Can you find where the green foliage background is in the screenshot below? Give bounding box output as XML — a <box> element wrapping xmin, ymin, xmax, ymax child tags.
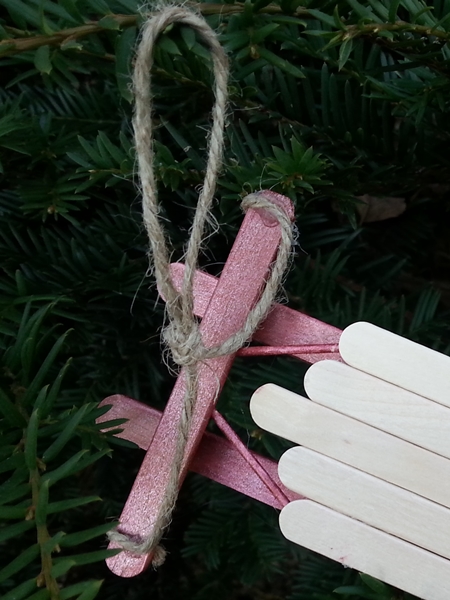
<box><xmin>0</xmin><ymin>0</ymin><xmax>449</xmax><ymax>598</ymax></box>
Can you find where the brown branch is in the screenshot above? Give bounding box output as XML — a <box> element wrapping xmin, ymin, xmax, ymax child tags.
<box><xmin>0</xmin><ymin>4</ymin><xmax>307</xmax><ymax>58</ymax></box>
<box><xmin>30</xmin><ymin>468</ymin><xmax>60</xmax><ymax>599</ymax></box>
<box><xmin>0</xmin><ymin>15</ymin><xmax>137</xmax><ymax>57</ymax></box>
<box><xmin>1</xmin><ymin>4</ymin><xmax>449</xmax><ymax>59</ymax></box>
<box><xmin>351</xmin><ymin>20</ymin><xmax>450</xmax><ymax>41</ymax></box>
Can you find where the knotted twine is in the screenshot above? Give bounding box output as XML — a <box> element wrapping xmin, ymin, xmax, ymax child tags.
<box><xmin>107</xmin><ymin>5</ymin><xmax>294</xmax><ymax>565</ymax></box>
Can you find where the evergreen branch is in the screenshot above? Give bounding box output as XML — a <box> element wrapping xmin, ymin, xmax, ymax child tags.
<box><xmin>0</xmin><ymin>4</ymin><xmax>305</xmax><ymax>58</ymax></box>
<box><xmin>1</xmin><ymin>3</ymin><xmax>448</xmax><ymax>66</ymax></box>
<box><xmin>30</xmin><ymin>468</ymin><xmax>60</xmax><ymax>600</ymax></box>
<box><xmin>0</xmin><ymin>14</ymin><xmax>137</xmax><ymax>57</ymax></box>
<box><xmin>345</xmin><ymin>21</ymin><xmax>450</xmax><ymax>42</ymax></box>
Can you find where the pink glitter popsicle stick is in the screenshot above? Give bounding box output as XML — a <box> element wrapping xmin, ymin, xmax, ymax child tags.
<box><xmin>167</xmin><ymin>263</ymin><xmax>342</xmax><ymax>363</ymax></box>
<box><xmin>212</xmin><ymin>409</ymin><xmax>292</xmax><ymax>508</ymax></box>
<box><xmin>106</xmin><ymin>193</ymin><xmax>294</xmax><ymax>577</ymax></box>
<box><xmin>237</xmin><ymin>344</ymin><xmax>339</xmax><ymax>357</ymax></box>
<box><xmin>98</xmin><ymin>395</ymin><xmax>300</xmax><ymax>509</ymax></box>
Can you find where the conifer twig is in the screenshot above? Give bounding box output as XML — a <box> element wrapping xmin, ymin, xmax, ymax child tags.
<box><xmin>7</xmin><ymin>4</ymin><xmax>449</xmax><ymax>59</ymax></box>
<box><xmin>30</xmin><ymin>469</ymin><xmax>60</xmax><ymax>600</ymax></box>
<box><xmin>2</xmin><ymin>4</ymin><xmax>278</xmax><ymax>57</ymax></box>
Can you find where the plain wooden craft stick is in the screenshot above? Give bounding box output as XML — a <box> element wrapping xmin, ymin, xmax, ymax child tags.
<box><xmin>339</xmin><ymin>322</ymin><xmax>450</xmax><ymax>407</ymax></box>
<box><xmin>249</xmin><ymin>384</ymin><xmax>450</xmax><ymax>509</ymax></box>
<box><xmin>279</xmin><ymin>447</ymin><xmax>450</xmax><ymax>560</ymax></box>
<box><xmin>304</xmin><ymin>360</ymin><xmax>450</xmax><ymax>460</ymax></box>
<box><xmin>280</xmin><ymin>500</ymin><xmax>450</xmax><ymax>600</ymax></box>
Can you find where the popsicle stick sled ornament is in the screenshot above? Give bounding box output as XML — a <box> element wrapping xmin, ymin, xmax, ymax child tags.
<box><xmin>250</xmin><ymin>322</ymin><xmax>450</xmax><ymax>600</ymax></box>
<box><xmin>97</xmin><ymin>4</ymin><xmax>450</xmax><ymax>595</ymax></box>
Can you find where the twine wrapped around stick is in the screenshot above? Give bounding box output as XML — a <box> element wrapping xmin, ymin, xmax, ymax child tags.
<box><xmin>107</xmin><ymin>5</ymin><xmax>294</xmax><ymax>565</ymax></box>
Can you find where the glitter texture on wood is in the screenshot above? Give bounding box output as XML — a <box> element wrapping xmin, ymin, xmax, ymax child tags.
<box><xmin>105</xmin><ymin>192</ymin><xmax>295</xmax><ymax>576</ymax></box>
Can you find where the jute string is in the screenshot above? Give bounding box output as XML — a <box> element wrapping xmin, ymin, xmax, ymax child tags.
<box><xmin>107</xmin><ymin>5</ymin><xmax>293</xmax><ymax>565</ymax></box>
